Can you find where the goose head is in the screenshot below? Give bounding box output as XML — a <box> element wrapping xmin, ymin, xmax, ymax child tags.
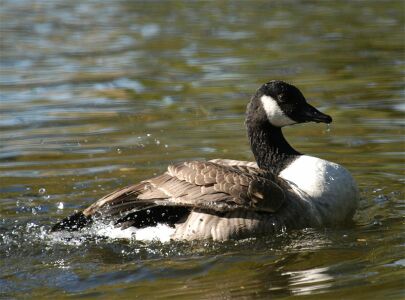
<box><xmin>247</xmin><ymin>80</ymin><xmax>332</xmax><ymax>128</ymax></box>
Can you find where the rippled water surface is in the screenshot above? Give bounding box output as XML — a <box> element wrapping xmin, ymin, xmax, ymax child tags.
<box><xmin>1</xmin><ymin>1</ymin><xmax>404</xmax><ymax>298</ymax></box>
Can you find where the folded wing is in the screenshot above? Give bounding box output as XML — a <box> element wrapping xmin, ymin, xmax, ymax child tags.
<box><xmin>52</xmin><ymin>160</ymin><xmax>285</xmax><ymax>231</ymax></box>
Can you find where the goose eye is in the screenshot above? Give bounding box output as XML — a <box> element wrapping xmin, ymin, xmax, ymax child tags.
<box><xmin>277</xmin><ymin>93</ymin><xmax>285</xmax><ymax>102</ymax></box>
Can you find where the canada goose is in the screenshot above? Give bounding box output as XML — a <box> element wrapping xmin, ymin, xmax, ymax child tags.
<box><xmin>52</xmin><ymin>80</ymin><xmax>359</xmax><ymax>241</ymax></box>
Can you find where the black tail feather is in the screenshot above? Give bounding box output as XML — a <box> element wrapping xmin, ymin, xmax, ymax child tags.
<box><xmin>52</xmin><ymin>206</ymin><xmax>190</xmax><ymax>232</ymax></box>
<box><xmin>115</xmin><ymin>206</ymin><xmax>190</xmax><ymax>229</ymax></box>
<box><xmin>51</xmin><ymin>211</ymin><xmax>92</xmax><ymax>232</ymax></box>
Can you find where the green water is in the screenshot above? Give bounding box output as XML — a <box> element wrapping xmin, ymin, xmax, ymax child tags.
<box><xmin>1</xmin><ymin>1</ymin><xmax>404</xmax><ymax>298</ymax></box>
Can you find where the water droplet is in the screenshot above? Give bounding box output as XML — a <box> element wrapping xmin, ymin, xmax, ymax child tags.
<box><xmin>372</xmin><ymin>220</ymin><xmax>383</xmax><ymax>226</ymax></box>
<box><xmin>164</xmin><ymin>144</ymin><xmax>168</xmax><ymax>148</ymax></box>
<box><xmin>57</xmin><ymin>202</ymin><xmax>64</xmax><ymax>209</ymax></box>
<box><xmin>38</xmin><ymin>188</ymin><xmax>46</xmax><ymax>195</ymax></box>
<box><xmin>146</xmin><ymin>133</ymin><xmax>151</xmax><ymax>137</ymax></box>
<box><xmin>326</xmin><ymin>124</ymin><xmax>331</xmax><ymax>132</ymax></box>
<box><xmin>117</xmin><ymin>148</ymin><xmax>122</xmax><ymax>154</ymax></box>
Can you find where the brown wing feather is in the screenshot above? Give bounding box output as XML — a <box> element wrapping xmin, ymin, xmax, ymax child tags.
<box><xmin>84</xmin><ymin>161</ymin><xmax>284</xmax><ymax>216</ymax></box>
<box><xmin>54</xmin><ymin>160</ymin><xmax>286</xmax><ymax>231</ymax></box>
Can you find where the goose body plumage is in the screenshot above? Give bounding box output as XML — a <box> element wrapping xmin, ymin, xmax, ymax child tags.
<box><xmin>52</xmin><ymin>80</ymin><xmax>359</xmax><ymax>241</ymax></box>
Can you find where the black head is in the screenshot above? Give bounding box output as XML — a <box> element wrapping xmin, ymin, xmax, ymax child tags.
<box><xmin>249</xmin><ymin>80</ymin><xmax>332</xmax><ymax>127</ymax></box>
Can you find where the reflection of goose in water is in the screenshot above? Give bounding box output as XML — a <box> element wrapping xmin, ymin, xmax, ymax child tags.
<box><xmin>52</xmin><ymin>80</ymin><xmax>359</xmax><ymax>241</ymax></box>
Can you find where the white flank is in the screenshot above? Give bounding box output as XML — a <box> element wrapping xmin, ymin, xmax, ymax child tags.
<box><xmin>279</xmin><ymin>155</ymin><xmax>359</xmax><ymax>225</ymax></box>
<box><xmin>260</xmin><ymin>95</ymin><xmax>296</xmax><ymax>127</ymax></box>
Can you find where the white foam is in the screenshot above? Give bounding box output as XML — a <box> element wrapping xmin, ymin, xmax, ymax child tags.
<box><xmin>95</xmin><ymin>224</ymin><xmax>137</xmax><ymax>239</ymax></box>
<box><xmin>95</xmin><ymin>223</ymin><xmax>175</xmax><ymax>242</ymax></box>
<box><xmin>134</xmin><ymin>224</ymin><xmax>175</xmax><ymax>242</ymax></box>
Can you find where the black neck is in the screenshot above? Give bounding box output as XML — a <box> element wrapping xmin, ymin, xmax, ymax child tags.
<box><xmin>247</xmin><ymin>122</ymin><xmax>301</xmax><ymax>174</ymax></box>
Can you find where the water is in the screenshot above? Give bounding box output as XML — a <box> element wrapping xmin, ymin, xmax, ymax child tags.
<box><xmin>1</xmin><ymin>0</ymin><xmax>404</xmax><ymax>298</ymax></box>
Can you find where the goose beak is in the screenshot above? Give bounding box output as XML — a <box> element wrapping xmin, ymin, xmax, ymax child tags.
<box><xmin>299</xmin><ymin>103</ymin><xmax>332</xmax><ymax>124</ymax></box>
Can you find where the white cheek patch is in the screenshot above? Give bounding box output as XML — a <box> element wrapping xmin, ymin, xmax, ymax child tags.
<box><xmin>260</xmin><ymin>95</ymin><xmax>296</xmax><ymax>127</ymax></box>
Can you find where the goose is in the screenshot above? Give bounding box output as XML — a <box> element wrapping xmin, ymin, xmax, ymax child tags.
<box><xmin>52</xmin><ymin>80</ymin><xmax>359</xmax><ymax>241</ymax></box>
